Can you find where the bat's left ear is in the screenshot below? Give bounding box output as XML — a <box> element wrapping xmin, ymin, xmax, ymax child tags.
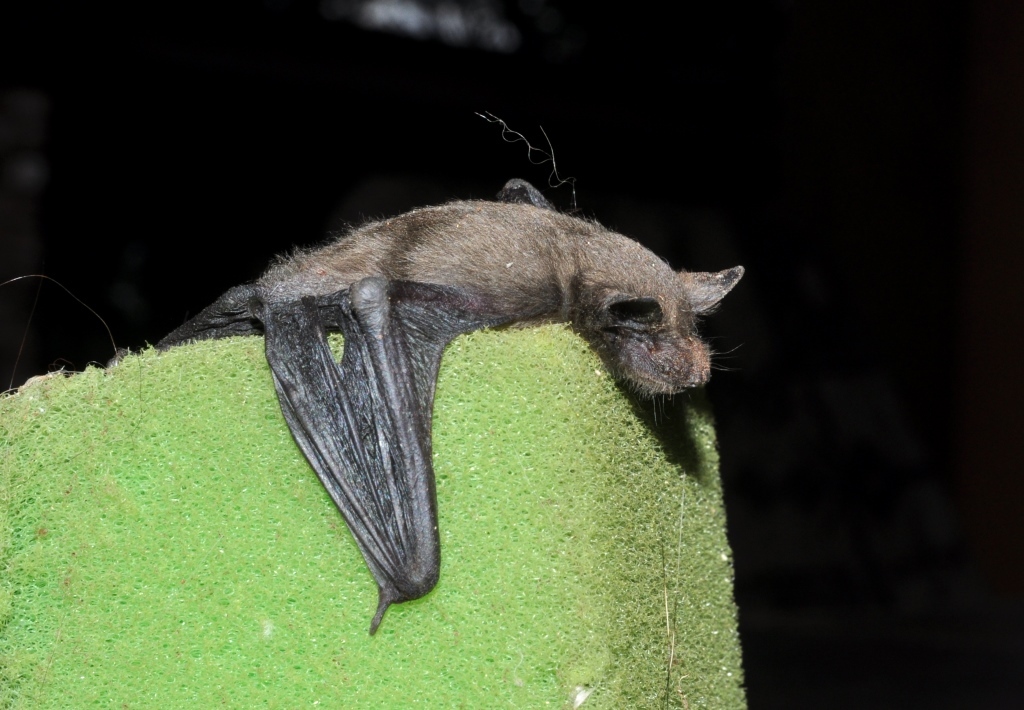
<box><xmin>496</xmin><ymin>179</ymin><xmax>556</xmax><ymax>211</ymax></box>
<box><xmin>680</xmin><ymin>266</ymin><xmax>745</xmax><ymax>314</ymax></box>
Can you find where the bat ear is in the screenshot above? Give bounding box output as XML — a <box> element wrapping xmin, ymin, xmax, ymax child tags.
<box><xmin>496</xmin><ymin>179</ymin><xmax>555</xmax><ymax>211</ymax></box>
<box><xmin>680</xmin><ymin>266</ymin><xmax>745</xmax><ymax>314</ymax></box>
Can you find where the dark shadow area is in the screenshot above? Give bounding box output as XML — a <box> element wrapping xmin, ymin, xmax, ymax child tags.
<box><xmin>621</xmin><ymin>384</ymin><xmax>716</xmax><ymax>488</ymax></box>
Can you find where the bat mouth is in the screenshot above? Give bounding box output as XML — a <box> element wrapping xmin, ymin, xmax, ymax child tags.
<box><xmin>599</xmin><ymin>329</ymin><xmax>711</xmax><ymax>396</ymax></box>
<box><xmin>620</xmin><ymin>366</ymin><xmax>708</xmax><ymax>397</ymax></box>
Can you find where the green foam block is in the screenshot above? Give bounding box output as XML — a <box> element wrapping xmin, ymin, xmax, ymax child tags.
<box><xmin>0</xmin><ymin>325</ymin><xmax>745</xmax><ymax>708</ymax></box>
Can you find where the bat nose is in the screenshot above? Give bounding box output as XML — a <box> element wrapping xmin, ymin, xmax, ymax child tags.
<box><xmin>686</xmin><ymin>366</ymin><xmax>711</xmax><ymax>387</ymax></box>
<box><xmin>676</xmin><ymin>339</ymin><xmax>711</xmax><ymax>388</ymax></box>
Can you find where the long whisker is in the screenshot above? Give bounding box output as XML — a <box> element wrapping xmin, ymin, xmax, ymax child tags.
<box><xmin>7</xmin><ymin>275</ymin><xmax>44</xmax><ymax>391</ymax></box>
<box><xmin>2</xmin><ymin>274</ymin><xmax>118</xmax><ymax>390</ymax></box>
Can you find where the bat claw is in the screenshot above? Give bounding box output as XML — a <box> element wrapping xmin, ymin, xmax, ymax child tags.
<box><xmin>369</xmin><ymin>586</ymin><xmax>399</xmax><ymax>635</ymax></box>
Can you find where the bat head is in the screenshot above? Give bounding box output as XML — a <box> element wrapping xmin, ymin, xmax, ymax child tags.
<box><xmin>578</xmin><ymin>265</ymin><xmax>744</xmax><ymax>396</ymax></box>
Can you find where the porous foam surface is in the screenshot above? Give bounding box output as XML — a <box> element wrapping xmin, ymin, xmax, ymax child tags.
<box><xmin>0</xmin><ymin>325</ymin><xmax>745</xmax><ymax>708</ymax></box>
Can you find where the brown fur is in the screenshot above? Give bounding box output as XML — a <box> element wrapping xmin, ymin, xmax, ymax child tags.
<box><xmin>258</xmin><ymin>200</ymin><xmax>743</xmax><ymax>395</ymax></box>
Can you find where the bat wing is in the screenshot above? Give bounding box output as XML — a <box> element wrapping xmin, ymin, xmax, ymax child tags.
<box><xmin>254</xmin><ymin>277</ymin><xmax>511</xmax><ymax>634</ymax></box>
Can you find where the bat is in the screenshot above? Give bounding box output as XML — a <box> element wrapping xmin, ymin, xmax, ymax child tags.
<box><xmin>157</xmin><ymin>179</ymin><xmax>744</xmax><ymax>634</ymax></box>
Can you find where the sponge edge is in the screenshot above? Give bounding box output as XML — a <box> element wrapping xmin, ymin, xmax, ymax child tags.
<box><xmin>0</xmin><ymin>325</ymin><xmax>745</xmax><ymax>709</ymax></box>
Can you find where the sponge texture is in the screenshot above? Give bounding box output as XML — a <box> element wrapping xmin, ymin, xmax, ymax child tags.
<box><xmin>0</xmin><ymin>325</ymin><xmax>744</xmax><ymax>708</ymax></box>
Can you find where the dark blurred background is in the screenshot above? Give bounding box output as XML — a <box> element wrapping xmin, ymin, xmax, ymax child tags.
<box><xmin>3</xmin><ymin>1</ymin><xmax>1023</xmax><ymax>707</ymax></box>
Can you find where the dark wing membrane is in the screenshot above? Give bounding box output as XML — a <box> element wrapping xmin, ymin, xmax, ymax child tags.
<box><xmin>257</xmin><ymin>277</ymin><xmax>510</xmax><ymax>633</ymax></box>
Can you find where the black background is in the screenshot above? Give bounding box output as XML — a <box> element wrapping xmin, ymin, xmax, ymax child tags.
<box><xmin>3</xmin><ymin>2</ymin><xmax>1023</xmax><ymax>707</ymax></box>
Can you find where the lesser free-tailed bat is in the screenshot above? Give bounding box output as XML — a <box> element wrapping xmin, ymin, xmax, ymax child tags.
<box><xmin>158</xmin><ymin>179</ymin><xmax>743</xmax><ymax>633</ymax></box>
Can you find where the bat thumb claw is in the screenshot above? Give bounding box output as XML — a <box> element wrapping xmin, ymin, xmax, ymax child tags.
<box><xmin>369</xmin><ymin>587</ymin><xmax>397</xmax><ymax>635</ymax></box>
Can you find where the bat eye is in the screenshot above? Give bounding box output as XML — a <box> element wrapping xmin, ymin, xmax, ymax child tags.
<box><xmin>608</xmin><ymin>297</ymin><xmax>663</xmax><ymax>326</ymax></box>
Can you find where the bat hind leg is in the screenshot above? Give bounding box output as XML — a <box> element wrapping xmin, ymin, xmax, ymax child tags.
<box><xmin>157</xmin><ymin>284</ymin><xmax>263</xmax><ymax>348</ymax></box>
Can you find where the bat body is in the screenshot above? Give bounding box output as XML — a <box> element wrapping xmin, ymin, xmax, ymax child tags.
<box><xmin>158</xmin><ymin>180</ymin><xmax>743</xmax><ymax>633</ymax></box>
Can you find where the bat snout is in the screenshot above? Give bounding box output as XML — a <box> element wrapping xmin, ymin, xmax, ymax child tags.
<box><xmin>661</xmin><ymin>338</ymin><xmax>712</xmax><ymax>391</ymax></box>
<box><xmin>604</xmin><ymin>331</ymin><xmax>713</xmax><ymax>395</ymax></box>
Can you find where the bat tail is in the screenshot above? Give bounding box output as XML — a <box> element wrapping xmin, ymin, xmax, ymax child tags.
<box><xmin>369</xmin><ymin>586</ymin><xmax>399</xmax><ymax>636</ymax></box>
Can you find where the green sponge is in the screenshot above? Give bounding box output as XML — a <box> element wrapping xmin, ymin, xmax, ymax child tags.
<box><xmin>0</xmin><ymin>325</ymin><xmax>745</xmax><ymax>708</ymax></box>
